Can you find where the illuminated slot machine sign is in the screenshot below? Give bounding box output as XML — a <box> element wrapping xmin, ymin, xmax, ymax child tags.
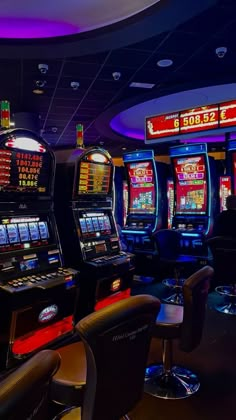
<box><xmin>167</xmin><ymin>179</ymin><xmax>174</xmax><ymax>229</ymax></box>
<box><xmin>78</xmin><ymin>157</ymin><xmax>111</xmax><ymax>195</ymax></box>
<box><xmin>173</xmin><ymin>156</ymin><xmax>207</xmax><ymax>215</ymax></box>
<box><xmin>145</xmin><ymin>99</ymin><xmax>236</xmax><ymax>142</ymax></box>
<box><xmin>127</xmin><ymin>161</ymin><xmax>155</xmax><ymax>214</ymax></box>
<box><xmin>0</xmin><ymin>135</ymin><xmax>51</xmax><ymax>196</ymax></box>
<box><xmin>219</xmin><ymin>176</ymin><xmax>232</xmax><ymax>212</ymax></box>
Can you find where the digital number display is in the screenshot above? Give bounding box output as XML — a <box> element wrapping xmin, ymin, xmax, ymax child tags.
<box><xmin>179</xmin><ymin>105</ymin><xmax>219</xmax><ymax>133</ymax></box>
<box><xmin>0</xmin><ymin>140</ymin><xmax>51</xmax><ymax>195</ymax></box>
<box><xmin>173</xmin><ymin>155</ymin><xmax>207</xmax><ymax>215</ymax></box>
<box><xmin>78</xmin><ymin>161</ymin><xmax>111</xmax><ymax>194</ymax></box>
<box><xmin>127</xmin><ymin>161</ymin><xmax>155</xmax><ymax>214</ymax></box>
<box><xmin>146</xmin><ymin>99</ymin><xmax>236</xmax><ymax>141</ymax></box>
<box><xmin>219</xmin><ymin>176</ymin><xmax>231</xmax><ymax>212</ymax></box>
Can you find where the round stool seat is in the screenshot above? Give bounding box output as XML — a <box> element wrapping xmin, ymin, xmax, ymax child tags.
<box><xmin>51</xmin><ymin>342</ymin><xmax>86</xmax><ymax>407</ymax></box>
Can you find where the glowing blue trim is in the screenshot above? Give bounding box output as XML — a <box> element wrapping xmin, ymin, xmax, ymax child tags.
<box><xmin>122</xmin><ymin>229</ymin><xmax>149</xmax><ymax>235</ymax></box>
<box><xmin>123</xmin><ymin>150</ymin><xmax>154</xmax><ymax>162</ymax></box>
<box><xmin>181</xmin><ymin>232</ymin><xmax>201</xmax><ymax>237</ymax></box>
<box><xmin>227</xmin><ymin>140</ymin><xmax>236</xmax><ymax>151</ymax></box>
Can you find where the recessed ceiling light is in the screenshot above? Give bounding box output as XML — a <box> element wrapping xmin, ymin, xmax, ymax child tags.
<box><xmin>129</xmin><ymin>82</ymin><xmax>155</xmax><ymax>89</ymax></box>
<box><xmin>157</xmin><ymin>59</ymin><xmax>173</xmax><ymax>67</ymax></box>
<box><xmin>122</xmin><ymin>147</ymin><xmax>127</xmax><ymax>150</ymax></box>
<box><xmin>33</xmin><ymin>89</ymin><xmax>44</xmax><ymax>95</ymax></box>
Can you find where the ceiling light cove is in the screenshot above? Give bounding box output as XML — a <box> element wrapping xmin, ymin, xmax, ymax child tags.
<box><xmin>0</xmin><ymin>0</ymin><xmax>160</xmax><ymax>39</ymax></box>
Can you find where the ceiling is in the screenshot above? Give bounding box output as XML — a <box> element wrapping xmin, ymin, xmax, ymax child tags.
<box><xmin>0</xmin><ymin>0</ymin><xmax>236</xmax><ymax>157</ymax></box>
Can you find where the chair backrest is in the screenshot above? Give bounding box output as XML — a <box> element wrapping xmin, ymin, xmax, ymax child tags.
<box><xmin>77</xmin><ymin>294</ymin><xmax>160</xmax><ymax>420</ymax></box>
<box><xmin>207</xmin><ymin>236</ymin><xmax>236</xmax><ymax>285</ymax></box>
<box><xmin>0</xmin><ymin>350</ymin><xmax>61</xmax><ymax>420</ymax></box>
<box><xmin>154</xmin><ymin>229</ymin><xmax>181</xmax><ymax>260</ymax></box>
<box><xmin>180</xmin><ymin>265</ymin><xmax>214</xmax><ymax>353</ymax></box>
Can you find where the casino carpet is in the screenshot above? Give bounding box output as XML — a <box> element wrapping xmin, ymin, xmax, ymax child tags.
<box><xmin>130</xmin><ymin>282</ymin><xmax>236</xmax><ymax>420</ymax></box>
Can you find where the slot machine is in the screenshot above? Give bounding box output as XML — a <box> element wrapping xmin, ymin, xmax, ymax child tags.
<box><xmin>227</xmin><ymin>139</ymin><xmax>236</xmax><ymax>194</ymax></box>
<box><xmin>122</xmin><ymin>150</ymin><xmax>168</xmax><ymax>254</ymax></box>
<box><xmin>170</xmin><ymin>143</ymin><xmax>217</xmax><ymax>257</ymax></box>
<box><xmin>54</xmin><ymin>146</ymin><xmax>134</xmax><ymax>318</ymax></box>
<box><xmin>0</xmin><ymin>129</ymin><xmax>79</xmax><ymax>370</ymax></box>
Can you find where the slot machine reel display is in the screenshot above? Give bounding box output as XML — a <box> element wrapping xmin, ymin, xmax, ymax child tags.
<box><xmin>54</xmin><ymin>146</ymin><xmax>134</xmax><ymax>318</ymax></box>
<box><xmin>122</xmin><ymin>150</ymin><xmax>168</xmax><ymax>254</ymax></box>
<box><xmin>0</xmin><ymin>129</ymin><xmax>79</xmax><ymax>370</ymax></box>
<box><xmin>170</xmin><ymin>144</ymin><xmax>217</xmax><ymax>258</ymax></box>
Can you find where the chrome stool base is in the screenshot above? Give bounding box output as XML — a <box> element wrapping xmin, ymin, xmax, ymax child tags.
<box><xmin>215</xmin><ymin>303</ymin><xmax>236</xmax><ymax>315</ymax></box>
<box><xmin>162</xmin><ymin>292</ymin><xmax>184</xmax><ymax>305</ymax></box>
<box><xmin>144</xmin><ymin>364</ymin><xmax>200</xmax><ymax>399</ymax></box>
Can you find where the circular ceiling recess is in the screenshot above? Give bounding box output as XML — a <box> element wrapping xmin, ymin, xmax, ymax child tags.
<box><xmin>0</xmin><ymin>0</ymin><xmax>160</xmax><ymax>38</ymax></box>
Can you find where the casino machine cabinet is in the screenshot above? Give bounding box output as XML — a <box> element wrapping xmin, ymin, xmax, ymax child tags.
<box><xmin>0</xmin><ymin>129</ymin><xmax>79</xmax><ymax>370</ymax></box>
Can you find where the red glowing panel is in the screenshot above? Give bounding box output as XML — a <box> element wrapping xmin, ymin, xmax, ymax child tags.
<box><xmin>12</xmin><ymin>316</ymin><xmax>73</xmax><ymax>355</ymax></box>
<box><xmin>179</xmin><ymin>105</ymin><xmax>219</xmax><ymax>133</ymax></box>
<box><xmin>146</xmin><ymin>112</ymin><xmax>179</xmax><ymax>139</ymax></box>
<box><xmin>173</xmin><ymin>155</ymin><xmax>207</xmax><ymax>214</ymax></box>
<box><xmin>233</xmin><ymin>152</ymin><xmax>236</xmax><ymax>194</ymax></box>
<box><xmin>219</xmin><ymin>100</ymin><xmax>236</xmax><ymax>128</ymax></box>
<box><xmin>127</xmin><ymin>161</ymin><xmax>155</xmax><ymax>214</ymax></box>
<box><xmin>219</xmin><ymin>176</ymin><xmax>232</xmax><ymax>212</ymax></box>
<box><xmin>95</xmin><ymin>288</ymin><xmax>131</xmax><ymax>311</ymax></box>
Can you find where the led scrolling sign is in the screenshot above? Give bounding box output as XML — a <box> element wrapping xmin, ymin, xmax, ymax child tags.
<box><xmin>146</xmin><ymin>99</ymin><xmax>236</xmax><ymax>141</ymax></box>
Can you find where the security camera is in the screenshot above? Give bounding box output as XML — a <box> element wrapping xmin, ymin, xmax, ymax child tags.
<box><xmin>35</xmin><ymin>80</ymin><xmax>46</xmax><ymax>88</ymax></box>
<box><xmin>215</xmin><ymin>47</ymin><xmax>227</xmax><ymax>58</ymax></box>
<box><xmin>71</xmin><ymin>81</ymin><xmax>80</xmax><ymax>90</ymax></box>
<box><xmin>38</xmin><ymin>63</ymin><xmax>49</xmax><ymax>74</ymax></box>
<box><xmin>112</xmin><ymin>71</ymin><xmax>121</xmax><ymax>81</ymax></box>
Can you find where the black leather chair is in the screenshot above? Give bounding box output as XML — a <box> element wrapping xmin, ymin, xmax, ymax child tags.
<box><xmin>0</xmin><ymin>349</ymin><xmax>61</xmax><ymax>420</ymax></box>
<box><xmin>154</xmin><ymin>229</ymin><xmax>198</xmax><ymax>304</ymax></box>
<box><xmin>51</xmin><ymin>295</ymin><xmax>161</xmax><ymax>420</ymax></box>
<box><xmin>207</xmin><ymin>236</ymin><xmax>236</xmax><ymax>315</ymax></box>
<box><xmin>144</xmin><ymin>265</ymin><xmax>213</xmax><ymax>399</ymax></box>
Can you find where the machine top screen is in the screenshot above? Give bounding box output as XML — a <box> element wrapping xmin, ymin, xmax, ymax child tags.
<box><xmin>0</xmin><ymin>136</ymin><xmax>52</xmax><ymax>196</ymax></box>
<box><xmin>78</xmin><ymin>161</ymin><xmax>111</xmax><ymax>195</ymax></box>
<box><xmin>127</xmin><ymin>161</ymin><xmax>156</xmax><ymax>214</ymax></box>
<box><xmin>173</xmin><ymin>155</ymin><xmax>208</xmax><ymax>215</ymax></box>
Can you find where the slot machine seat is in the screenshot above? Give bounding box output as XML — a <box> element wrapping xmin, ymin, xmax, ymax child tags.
<box><xmin>207</xmin><ymin>236</ymin><xmax>236</xmax><ymax>315</ymax></box>
<box><xmin>51</xmin><ymin>295</ymin><xmax>161</xmax><ymax>419</ymax></box>
<box><xmin>0</xmin><ymin>349</ymin><xmax>60</xmax><ymax>420</ymax></box>
<box><xmin>144</xmin><ymin>265</ymin><xmax>213</xmax><ymax>399</ymax></box>
<box><xmin>154</xmin><ymin>229</ymin><xmax>198</xmax><ymax>304</ymax></box>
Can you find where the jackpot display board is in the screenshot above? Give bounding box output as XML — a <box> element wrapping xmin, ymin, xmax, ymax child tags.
<box><xmin>78</xmin><ymin>161</ymin><xmax>111</xmax><ymax>194</ymax></box>
<box><xmin>173</xmin><ymin>155</ymin><xmax>207</xmax><ymax>215</ymax></box>
<box><xmin>127</xmin><ymin>161</ymin><xmax>155</xmax><ymax>214</ymax></box>
<box><xmin>219</xmin><ymin>176</ymin><xmax>231</xmax><ymax>212</ymax></box>
<box><xmin>0</xmin><ymin>137</ymin><xmax>51</xmax><ymax>195</ymax></box>
<box><xmin>146</xmin><ymin>99</ymin><xmax>236</xmax><ymax>141</ymax></box>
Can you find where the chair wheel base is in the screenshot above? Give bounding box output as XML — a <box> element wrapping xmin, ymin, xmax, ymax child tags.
<box><xmin>144</xmin><ymin>364</ymin><xmax>200</xmax><ymax>399</ymax></box>
<box><xmin>162</xmin><ymin>293</ymin><xmax>184</xmax><ymax>305</ymax></box>
<box><xmin>215</xmin><ymin>302</ymin><xmax>236</xmax><ymax>315</ymax></box>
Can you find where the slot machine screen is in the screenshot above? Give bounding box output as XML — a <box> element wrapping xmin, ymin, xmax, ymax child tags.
<box><xmin>0</xmin><ymin>216</ymin><xmax>52</xmax><ymax>253</ymax></box>
<box><xmin>219</xmin><ymin>176</ymin><xmax>231</xmax><ymax>212</ymax></box>
<box><xmin>232</xmin><ymin>152</ymin><xmax>236</xmax><ymax>193</ymax></box>
<box><xmin>78</xmin><ymin>212</ymin><xmax>112</xmax><ymax>239</ymax></box>
<box><xmin>78</xmin><ymin>161</ymin><xmax>111</xmax><ymax>194</ymax></box>
<box><xmin>127</xmin><ymin>161</ymin><xmax>156</xmax><ymax>214</ymax></box>
<box><xmin>0</xmin><ymin>136</ymin><xmax>52</xmax><ymax>196</ymax></box>
<box><xmin>173</xmin><ymin>155</ymin><xmax>208</xmax><ymax>214</ymax></box>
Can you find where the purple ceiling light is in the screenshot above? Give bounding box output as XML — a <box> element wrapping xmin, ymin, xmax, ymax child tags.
<box><xmin>0</xmin><ymin>18</ymin><xmax>79</xmax><ymax>38</ymax></box>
